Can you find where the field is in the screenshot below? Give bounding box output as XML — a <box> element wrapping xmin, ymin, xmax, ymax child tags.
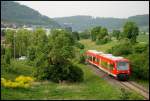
<box><xmin>1</xmin><ymin>60</ymin><xmax>144</xmax><ymax>100</ymax></box>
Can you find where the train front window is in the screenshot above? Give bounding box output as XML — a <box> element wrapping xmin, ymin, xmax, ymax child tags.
<box><xmin>117</xmin><ymin>62</ymin><xmax>129</xmax><ymax>70</ymax></box>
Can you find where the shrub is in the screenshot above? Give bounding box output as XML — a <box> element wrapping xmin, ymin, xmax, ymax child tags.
<box><xmin>128</xmin><ymin>52</ymin><xmax>149</xmax><ymax>80</ymax></box>
<box><xmin>132</xmin><ymin>43</ymin><xmax>148</xmax><ymax>53</ymax></box>
<box><xmin>1</xmin><ymin>76</ymin><xmax>34</xmax><ymax>88</ymax></box>
<box><xmin>68</xmin><ymin>64</ymin><xmax>84</xmax><ymax>82</ymax></box>
<box><xmin>33</xmin><ymin>64</ymin><xmax>53</xmax><ymax>80</ymax></box>
<box><xmin>107</xmin><ymin>39</ymin><xmax>132</xmax><ymax>56</ymax></box>
<box><xmin>34</xmin><ymin>63</ymin><xmax>84</xmax><ymax>83</ymax></box>
<box><xmin>96</xmin><ymin>36</ymin><xmax>111</xmax><ymax>45</ymax></box>
<box><xmin>79</xmin><ymin>55</ymin><xmax>86</xmax><ymax>64</ymax></box>
<box><xmin>75</xmin><ymin>42</ymin><xmax>84</xmax><ymax>49</ymax></box>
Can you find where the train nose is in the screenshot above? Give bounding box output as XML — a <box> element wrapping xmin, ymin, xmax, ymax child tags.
<box><xmin>117</xmin><ymin>74</ymin><xmax>129</xmax><ymax>81</ymax></box>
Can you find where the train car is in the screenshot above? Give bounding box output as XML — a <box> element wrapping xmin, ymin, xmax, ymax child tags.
<box><xmin>85</xmin><ymin>50</ymin><xmax>131</xmax><ymax>80</ymax></box>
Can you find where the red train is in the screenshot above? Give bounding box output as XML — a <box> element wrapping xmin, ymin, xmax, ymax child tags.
<box><xmin>85</xmin><ymin>50</ymin><xmax>131</xmax><ymax>80</ymax></box>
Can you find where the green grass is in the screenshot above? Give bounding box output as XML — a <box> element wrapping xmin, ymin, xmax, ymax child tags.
<box><xmin>79</xmin><ymin>39</ymin><xmax>119</xmax><ymax>53</ymax></box>
<box><xmin>1</xmin><ymin>59</ymin><xmax>35</xmax><ymax>80</ymax></box>
<box><xmin>1</xmin><ymin>60</ymin><xmax>144</xmax><ymax>100</ymax></box>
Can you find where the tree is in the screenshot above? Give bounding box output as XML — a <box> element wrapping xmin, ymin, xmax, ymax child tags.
<box><xmin>79</xmin><ymin>29</ymin><xmax>90</xmax><ymax>39</ymax></box>
<box><xmin>123</xmin><ymin>21</ymin><xmax>139</xmax><ymax>43</ymax></box>
<box><xmin>15</xmin><ymin>29</ymin><xmax>31</xmax><ymax>57</ymax></box>
<box><xmin>112</xmin><ymin>30</ymin><xmax>121</xmax><ymax>40</ymax></box>
<box><xmin>5</xmin><ymin>29</ymin><xmax>16</xmax><ymax>58</ymax></box>
<box><xmin>72</xmin><ymin>31</ymin><xmax>80</xmax><ymax>40</ymax></box>
<box><xmin>91</xmin><ymin>26</ymin><xmax>101</xmax><ymax>41</ymax></box>
<box><xmin>34</xmin><ymin>29</ymin><xmax>84</xmax><ymax>83</ymax></box>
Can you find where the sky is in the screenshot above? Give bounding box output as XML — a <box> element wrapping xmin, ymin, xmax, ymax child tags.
<box><xmin>15</xmin><ymin>1</ymin><xmax>149</xmax><ymax>18</ymax></box>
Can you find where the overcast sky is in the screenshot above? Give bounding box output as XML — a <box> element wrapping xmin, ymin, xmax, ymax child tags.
<box><xmin>15</xmin><ymin>1</ymin><xmax>149</xmax><ymax>18</ymax></box>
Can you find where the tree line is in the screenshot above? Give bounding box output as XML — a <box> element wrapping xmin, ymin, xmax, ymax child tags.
<box><xmin>1</xmin><ymin>28</ymin><xmax>84</xmax><ymax>83</ymax></box>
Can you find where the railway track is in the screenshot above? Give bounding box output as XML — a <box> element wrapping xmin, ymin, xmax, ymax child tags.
<box><xmin>87</xmin><ymin>64</ymin><xmax>149</xmax><ymax>100</ymax></box>
<box><xmin>119</xmin><ymin>81</ymin><xmax>149</xmax><ymax>100</ymax></box>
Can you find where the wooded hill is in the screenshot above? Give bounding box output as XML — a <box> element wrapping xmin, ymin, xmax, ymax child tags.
<box><xmin>1</xmin><ymin>1</ymin><xmax>60</xmax><ymax>28</ymax></box>
<box><xmin>54</xmin><ymin>14</ymin><xmax>149</xmax><ymax>32</ymax></box>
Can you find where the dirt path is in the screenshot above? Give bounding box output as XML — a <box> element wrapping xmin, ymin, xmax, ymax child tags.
<box><xmin>86</xmin><ymin>64</ymin><xmax>149</xmax><ymax>100</ymax></box>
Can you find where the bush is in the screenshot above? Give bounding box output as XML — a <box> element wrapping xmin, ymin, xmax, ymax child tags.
<box><xmin>132</xmin><ymin>43</ymin><xmax>148</xmax><ymax>53</ymax></box>
<box><xmin>34</xmin><ymin>62</ymin><xmax>84</xmax><ymax>83</ymax></box>
<box><xmin>68</xmin><ymin>64</ymin><xmax>84</xmax><ymax>82</ymax></box>
<box><xmin>107</xmin><ymin>39</ymin><xmax>132</xmax><ymax>56</ymax></box>
<box><xmin>75</xmin><ymin>42</ymin><xmax>84</xmax><ymax>49</ymax></box>
<box><xmin>128</xmin><ymin>51</ymin><xmax>149</xmax><ymax>80</ymax></box>
<box><xmin>1</xmin><ymin>76</ymin><xmax>34</xmax><ymax>88</ymax></box>
<box><xmin>79</xmin><ymin>55</ymin><xmax>86</xmax><ymax>64</ymax></box>
<box><xmin>96</xmin><ymin>36</ymin><xmax>111</xmax><ymax>45</ymax></box>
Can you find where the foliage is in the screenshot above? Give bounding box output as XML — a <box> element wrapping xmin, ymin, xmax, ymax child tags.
<box><xmin>120</xmin><ymin>88</ymin><xmax>130</xmax><ymax>100</ymax></box>
<box><xmin>91</xmin><ymin>26</ymin><xmax>110</xmax><ymax>44</ymax></box>
<box><xmin>79</xmin><ymin>30</ymin><xmax>91</xmax><ymax>39</ymax></box>
<box><xmin>68</xmin><ymin>64</ymin><xmax>84</xmax><ymax>82</ymax></box>
<box><xmin>54</xmin><ymin>14</ymin><xmax>149</xmax><ymax>32</ymax></box>
<box><xmin>91</xmin><ymin>26</ymin><xmax>101</xmax><ymax>41</ymax></box>
<box><xmin>33</xmin><ymin>29</ymin><xmax>84</xmax><ymax>83</ymax></box>
<box><xmin>75</xmin><ymin>42</ymin><xmax>85</xmax><ymax>49</ymax></box>
<box><xmin>123</xmin><ymin>21</ymin><xmax>139</xmax><ymax>43</ymax></box>
<box><xmin>1</xmin><ymin>63</ymin><xmax>144</xmax><ymax>100</ymax></box>
<box><xmin>15</xmin><ymin>29</ymin><xmax>31</xmax><ymax>57</ymax></box>
<box><xmin>72</xmin><ymin>31</ymin><xmax>80</xmax><ymax>40</ymax></box>
<box><xmin>112</xmin><ymin>30</ymin><xmax>121</xmax><ymax>40</ymax></box>
<box><xmin>127</xmin><ymin>45</ymin><xmax>149</xmax><ymax>80</ymax></box>
<box><xmin>78</xmin><ymin>55</ymin><xmax>86</xmax><ymax>64</ymax></box>
<box><xmin>132</xmin><ymin>43</ymin><xmax>148</xmax><ymax>53</ymax></box>
<box><xmin>1</xmin><ymin>76</ymin><xmax>34</xmax><ymax>88</ymax></box>
<box><xmin>107</xmin><ymin>39</ymin><xmax>132</xmax><ymax>56</ymax></box>
<box><xmin>96</xmin><ymin>35</ymin><xmax>111</xmax><ymax>45</ymax></box>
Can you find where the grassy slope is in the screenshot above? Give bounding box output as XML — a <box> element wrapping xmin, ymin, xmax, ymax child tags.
<box><xmin>80</xmin><ymin>39</ymin><xmax>117</xmax><ymax>53</ymax></box>
<box><xmin>1</xmin><ymin>60</ymin><xmax>144</xmax><ymax>100</ymax></box>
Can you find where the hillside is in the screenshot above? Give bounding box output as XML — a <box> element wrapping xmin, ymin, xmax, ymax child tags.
<box><xmin>54</xmin><ymin>14</ymin><xmax>149</xmax><ymax>32</ymax></box>
<box><xmin>1</xmin><ymin>1</ymin><xmax>60</xmax><ymax>28</ymax></box>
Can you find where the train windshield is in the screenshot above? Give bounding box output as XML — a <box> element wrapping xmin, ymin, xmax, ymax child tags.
<box><xmin>117</xmin><ymin>62</ymin><xmax>129</xmax><ymax>70</ymax></box>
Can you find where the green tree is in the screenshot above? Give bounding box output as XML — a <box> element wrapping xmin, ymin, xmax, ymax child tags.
<box><xmin>15</xmin><ymin>29</ymin><xmax>31</xmax><ymax>57</ymax></box>
<box><xmin>91</xmin><ymin>26</ymin><xmax>101</xmax><ymax>41</ymax></box>
<box><xmin>72</xmin><ymin>31</ymin><xmax>80</xmax><ymax>40</ymax></box>
<box><xmin>112</xmin><ymin>30</ymin><xmax>121</xmax><ymax>40</ymax></box>
<box><xmin>34</xmin><ymin>29</ymin><xmax>83</xmax><ymax>83</ymax></box>
<box><xmin>123</xmin><ymin>21</ymin><xmax>139</xmax><ymax>43</ymax></box>
<box><xmin>79</xmin><ymin>29</ymin><xmax>90</xmax><ymax>39</ymax></box>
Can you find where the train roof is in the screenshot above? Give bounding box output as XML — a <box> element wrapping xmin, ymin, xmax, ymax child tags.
<box><xmin>87</xmin><ymin>50</ymin><xmax>128</xmax><ymax>61</ymax></box>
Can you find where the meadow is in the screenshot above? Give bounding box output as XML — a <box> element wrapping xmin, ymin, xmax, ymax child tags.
<box><xmin>1</xmin><ymin>59</ymin><xmax>144</xmax><ymax>100</ymax></box>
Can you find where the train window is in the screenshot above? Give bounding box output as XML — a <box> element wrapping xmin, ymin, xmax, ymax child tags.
<box><xmin>117</xmin><ymin>62</ymin><xmax>129</xmax><ymax>70</ymax></box>
<box><xmin>93</xmin><ymin>57</ymin><xmax>96</xmax><ymax>62</ymax></box>
<box><xmin>101</xmin><ymin>61</ymin><xmax>108</xmax><ymax>68</ymax></box>
<box><xmin>96</xmin><ymin>58</ymin><xmax>99</xmax><ymax>63</ymax></box>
